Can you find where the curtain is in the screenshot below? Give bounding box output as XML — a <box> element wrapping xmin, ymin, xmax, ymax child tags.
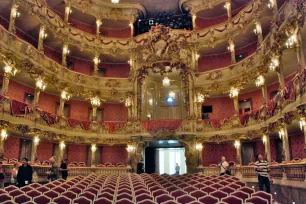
<box><xmin>19</xmin><ymin>140</ymin><xmax>32</xmax><ymax>161</ymax></box>
<box><xmin>241</xmin><ymin>143</ymin><xmax>255</xmax><ymax>165</ymax></box>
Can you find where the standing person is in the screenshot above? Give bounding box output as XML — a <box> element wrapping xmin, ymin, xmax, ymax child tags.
<box><xmin>59</xmin><ymin>159</ymin><xmax>69</xmax><ymax>180</ymax></box>
<box><xmin>0</xmin><ymin>162</ymin><xmax>5</xmax><ymax>189</ymax></box>
<box><xmin>17</xmin><ymin>158</ymin><xmax>33</xmax><ymax>187</ymax></box>
<box><xmin>218</xmin><ymin>156</ymin><xmax>230</xmax><ymax>176</ymax></box>
<box><xmin>255</xmin><ymin>153</ymin><xmax>270</xmax><ymax>193</ymax></box>
<box><xmin>137</xmin><ymin>161</ymin><xmax>144</xmax><ymax>174</ymax></box>
<box><xmin>47</xmin><ymin>157</ymin><xmax>58</xmax><ymax>182</ymax></box>
<box><xmin>11</xmin><ymin>162</ymin><xmax>19</xmax><ymax>185</ymax></box>
<box><xmin>175</xmin><ymin>163</ymin><xmax>180</xmax><ymax>175</ymax></box>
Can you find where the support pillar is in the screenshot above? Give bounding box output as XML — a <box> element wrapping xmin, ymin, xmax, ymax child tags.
<box><xmin>62</xmin><ymin>43</ymin><xmax>69</xmax><ymax>67</ymax></box>
<box><xmin>9</xmin><ymin>3</ymin><xmax>19</xmax><ymax>34</ymax></box>
<box><xmin>263</xmin><ymin>134</ymin><xmax>271</xmax><ymax>162</ymax></box>
<box><xmin>192</xmin><ymin>14</ymin><xmax>196</xmax><ymax>30</ymax></box>
<box><xmin>188</xmin><ymin>74</ymin><xmax>195</xmax><ymax>118</ymax></box>
<box><xmin>93</xmin><ymin>53</ymin><xmax>100</xmax><ymax>76</ymax></box>
<box><xmin>228</xmin><ymin>38</ymin><xmax>236</xmax><ymax>64</ymax></box>
<box><xmin>91</xmin><ymin>144</ymin><xmax>97</xmax><ymax>167</ymax></box>
<box><xmin>92</xmin><ymin>106</ymin><xmax>97</xmax><ymax>121</ymax></box>
<box><xmin>233</xmin><ymin>97</ymin><xmax>239</xmax><ymax>115</ymax></box>
<box><xmin>254</xmin><ymin>19</ymin><xmax>263</xmax><ymax>45</ymax></box>
<box><xmin>2</xmin><ymin>73</ymin><xmax>11</xmax><ymax>97</ymax></box>
<box><xmin>58</xmin><ymin>141</ymin><xmax>66</xmax><ymax>165</ymax></box>
<box><xmin>277</xmin><ymin>61</ymin><xmax>285</xmax><ymax>88</ymax></box>
<box><xmin>261</xmin><ymin>82</ymin><xmax>268</xmax><ymax>104</ymax></box>
<box><xmin>96</xmin><ymin>19</ymin><xmax>101</xmax><ymax>36</ymax></box>
<box><xmin>59</xmin><ymin>98</ymin><xmax>65</xmax><ymax>117</ymax></box>
<box><xmin>38</xmin><ymin>25</ymin><xmax>47</xmax><ymax>53</ymax></box>
<box><xmin>129</xmin><ymin>22</ymin><xmax>134</xmax><ymax>37</ymax></box>
<box><xmin>182</xmin><ymin>138</ymin><xmax>198</xmax><ymax>174</ymax></box>
<box><xmin>225</xmin><ymin>0</ymin><xmax>232</xmax><ymax>23</ymax></box>
<box><xmin>234</xmin><ymin>140</ymin><xmax>242</xmax><ymax>166</ymax></box>
<box><xmin>64</xmin><ymin>4</ymin><xmax>71</xmax><ymax>23</ymax></box>
<box><xmin>31</xmin><ymin>136</ymin><xmax>39</xmax><ymax>162</ymax></box>
<box><xmin>33</xmin><ymin>89</ymin><xmax>41</xmax><ymax>107</ymax></box>
<box><xmin>281</xmin><ymin>125</ymin><xmax>290</xmax><ymax>162</ymax></box>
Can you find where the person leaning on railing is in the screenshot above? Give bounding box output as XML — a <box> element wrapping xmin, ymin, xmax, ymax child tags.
<box><xmin>255</xmin><ymin>153</ymin><xmax>271</xmax><ymax>193</ymax></box>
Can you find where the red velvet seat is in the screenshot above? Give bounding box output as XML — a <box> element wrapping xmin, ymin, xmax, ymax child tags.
<box><xmin>170</xmin><ymin>189</ymin><xmax>187</xmax><ymax>199</ymax></box>
<box><xmin>230</xmin><ymin>191</ymin><xmax>249</xmax><ymax>201</ymax></box>
<box><xmin>235</xmin><ymin>181</ymin><xmax>246</xmax><ymax>187</ymax></box>
<box><xmin>228</xmin><ymin>183</ymin><xmax>240</xmax><ymax>189</ymax></box>
<box><xmin>102</xmin><ymin>188</ymin><xmax>115</xmax><ymax>195</ymax></box>
<box><xmin>252</xmin><ymin>191</ymin><xmax>272</xmax><ymax>204</ymax></box>
<box><xmin>26</xmin><ymin>189</ymin><xmax>41</xmax><ymax>199</ymax></box>
<box><xmin>238</xmin><ymin>187</ymin><xmax>255</xmax><ymax>196</ymax></box>
<box><xmin>0</xmin><ymin>194</ymin><xmax>13</xmax><ymax>202</ymax></box>
<box><xmin>117</xmin><ymin>192</ymin><xmax>134</xmax><ymax>201</ymax></box>
<box><xmin>53</xmin><ymin>196</ymin><xmax>71</xmax><ymax>204</ymax></box>
<box><xmin>149</xmin><ymin>185</ymin><xmax>163</xmax><ymax>192</ymax></box>
<box><xmin>20</xmin><ymin>186</ymin><xmax>33</xmax><ymax>193</ymax></box>
<box><xmin>198</xmin><ymin>195</ymin><xmax>219</xmax><ymax>204</ymax></box>
<box><xmin>135</xmin><ymin>189</ymin><xmax>150</xmax><ymax>195</ymax></box>
<box><xmin>152</xmin><ymin>189</ymin><xmax>168</xmax><ymax>198</ymax></box>
<box><xmin>183</xmin><ymin>186</ymin><xmax>198</xmax><ymax>194</ymax></box>
<box><xmin>166</xmin><ymin>186</ymin><xmax>179</xmax><ymax>192</ymax></box>
<box><xmin>136</xmin><ymin>193</ymin><xmax>154</xmax><ymax>202</ymax></box>
<box><xmin>115</xmin><ymin>198</ymin><xmax>135</xmax><ymax>204</ymax></box>
<box><xmin>44</xmin><ymin>190</ymin><xmax>59</xmax><ymax>200</ymax></box>
<box><xmin>177</xmin><ymin>194</ymin><xmax>196</xmax><ymax>204</ymax></box>
<box><xmin>210</xmin><ymin>190</ymin><xmax>228</xmax><ymax>200</ymax></box>
<box><xmin>97</xmin><ymin>192</ymin><xmax>114</xmax><ymax>200</ymax></box>
<box><xmin>203</xmin><ymin>180</ymin><xmax>214</xmax><ymax>186</ymax></box>
<box><xmin>201</xmin><ymin>186</ymin><xmax>216</xmax><ymax>194</ymax></box>
<box><xmin>190</xmin><ymin>190</ymin><xmax>207</xmax><ymax>199</ymax></box>
<box><xmin>0</xmin><ymin>189</ymin><xmax>6</xmax><ymax>195</ymax></box>
<box><xmin>45</xmin><ymin>183</ymin><xmax>56</xmax><ymax>189</ymax></box>
<box><xmin>221</xmin><ymin>195</ymin><xmax>243</xmax><ymax>204</ymax></box>
<box><xmin>194</xmin><ymin>183</ymin><xmax>206</xmax><ymax>189</ymax></box>
<box><xmin>33</xmin><ymin>195</ymin><xmax>51</xmax><ymax>204</ymax></box>
<box><xmin>159</xmin><ymin>201</ymin><xmax>177</xmax><ymax>204</ymax></box>
<box><xmin>69</xmin><ymin>187</ymin><xmax>83</xmax><ymax>194</ymax></box>
<box><xmin>53</xmin><ymin>186</ymin><xmax>66</xmax><ymax>194</ymax></box>
<box><xmin>73</xmin><ymin>197</ymin><xmax>92</xmax><ymax>204</ymax></box>
<box><xmin>138</xmin><ymin>199</ymin><xmax>156</xmax><ymax>204</ymax></box>
<box><xmin>4</xmin><ymin>185</ymin><xmax>18</xmax><ymax>193</ymax></box>
<box><xmin>246</xmin><ymin>196</ymin><xmax>268</xmax><ymax>204</ymax></box>
<box><xmin>211</xmin><ymin>183</ymin><xmax>223</xmax><ymax>190</ymax></box>
<box><xmin>80</xmin><ymin>191</ymin><xmax>96</xmax><ymax>201</ymax></box>
<box><xmin>220</xmin><ymin>186</ymin><xmax>235</xmax><ymax>194</ymax></box>
<box><xmin>14</xmin><ymin>194</ymin><xmax>31</xmax><ymax>204</ymax></box>
<box><xmin>85</xmin><ymin>187</ymin><xmax>99</xmax><ymax>195</ymax></box>
<box><xmin>9</xmin><ymin>189</ymin><xmax>24</xmax><ymax>198</ymax></box>
<box><xmin>62</xmin><ymin>191</ymin><xmax>78</xmax><ymax>200</ymax></box>
<box><xmin>155</xmin><ymin>194</ymin><xmax>174</xmax><ymax>204</ymax></box>
<box><xmin>118</xmin><ymin>188</ymin><xmax>132</xmax><ymax>195</ymax></box>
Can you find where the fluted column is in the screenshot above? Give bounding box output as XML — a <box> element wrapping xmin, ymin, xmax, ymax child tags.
<box><xmin>9</xmin><ymin>3</ymin><xmax>19</xmax><ymax>34</ymax></box>
<box><xmin>58</xmin><ymin>141</ymin><xmax>66</xmax><ymax>165</ymax></box>
<box><xmin>196</xmin><ymin>143</ymin><xmax>203</xmax><ymax>167</ymax></box>
<box><xmin>263</xmin><ymin>134</ymin><xmax>271</xmax><ymax>162</ymax></box>
<box><xmin>192</xmin><ymin>14</ymin><xmax>196</xmax><ymax>29</ymax></box>
<box><xmin>38</xmin><ymin>25</ymin><xmax>47</xmax><ymax>53</ymax></box>
<box><xmin>91</xmin><ymin>144</ymin><xmax>97</xmax><ymax>167</ymax></box>
<box><xmin>279</xmin><ymin>124</ymin><xmax>290</xmax><ymax>162</ymax></box>
<box><xmin>96</xmin><ymin>18</ymin><xmax>102</xmax><ymax>36</ymax></box>
<box><xmin>129</xmin><ymin>22</ymin><xmax>134</xmax><ymax>37</ymax></box>
<box><xmin>31</xmin><ymin>136</ymin><xmax>40</xmax><ymax>162</ymax></box>
<box><xmin>228</xmin><ymin>38</ymin><xmax>236</xmax><ymax>64</ymax></box>
<box><xmin>295</xmin><ymin>41</ymin><xmax>302</xmax><ymax>71</ymax></box>
<box><xmin>234</xmin><ymin>140</ymin><xmax>241</xmax><ymax>166</ymax></box>
<box><xmin>62</xmin><ymin>43</ymin><xmax>69</xmax><ymax>67</ymax></box>
<box><xmin>188</xmin><ymin>74</ymin><xmax>195</xmax><ymax>118</ymax></box>
<box><xmin>93</xmin><ymin>53</ymin><xmax>100</xmax><ymax>76</ymax></box>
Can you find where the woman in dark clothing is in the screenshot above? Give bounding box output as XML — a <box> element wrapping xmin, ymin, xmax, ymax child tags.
<box><xmin>17</xmin><ymin>158</ymin><xmax>33</xmax><ymax>187</ymax></box>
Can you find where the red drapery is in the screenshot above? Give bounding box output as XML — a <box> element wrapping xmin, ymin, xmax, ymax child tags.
<box><xmin>11</xmin><ymin>100</ymin><xmax>33</xmax><ymax>115</ymax></box>
<box><xmin>40</xmin><ymin>111</ymin><xmax>58</xmax><ymax>125</ymax></box>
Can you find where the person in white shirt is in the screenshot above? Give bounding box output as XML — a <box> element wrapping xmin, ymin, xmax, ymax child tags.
<box><xmin>218</xmin><ymin>156</ymin><xmax>229</xmax><ymax>176</ymax></box>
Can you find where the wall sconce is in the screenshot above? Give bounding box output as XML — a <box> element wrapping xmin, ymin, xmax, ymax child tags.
<box><xmin>63</xmin><ymin>44</ymin><xmax>70</xmax><ymax>55</ymax></box>
<box><xmin>255</xmin><ymin>75</ymin><xmax>265</xmax><ymax>87</ymax></box>
<box><xmin>65</xmin><ymin>6</ymin><xmax>72</xmax><ymax>14</ymax></box>
<box><xmin>61</xmin><ymin>91</ymin><xmax>71</xmax><ymax>101</ymax></box>
<box><xmin>36</xmin><ymin>78</ymin><xmax>46</xmax><ymax>90</ymax></box>
<box><xmin>4</xmin><ymin>65</ymin><xmax>18</xmax><ymax>76</ymax></box>
<box><xmin>229</xmin><ymin>87</ymin><xmax>239</xmax><ymax>98</ymax></box>
<box><xmin>40</xmin><ymin>29</ymin><xmax>47</xmax><ymax>39</ymax></box>
<box><xmin>148</xmin><ymin>98</ymin><xmax>153</xmax><ymax>106</ymax></box>
<box><xmin>285</xmin><ymin>34</ymin><xmax>298</xmax><ymax>48</ymax></box>
<box><xmin>147</xmin><ymin>113</ymin><xmax>152</xmax><ymax>118</ymax></box>
<box><xmin>12</xmin><ymin>8</ymin><xmax>20</xmax><ymax>18</ymax></box>
<box><xmin>197</xmin><ymin>93</ymin><xmax>205</xmax><ymax>103</ymax></box>
<box><xmin>262</xmin><ymin>135</ymin><xmax>267</xmax><ymax>144</ymax></box>
<box><xmin>278</xmin><ymin>128</ymin><xmax>285</xmax><ymax>140</ymax></box>
<box><xmin>196</xmin><ymin>53</ymin><xmax>200</xmax><ymax>60</ymax></box>
<box><xmin>91</xmin><ymin>144</ymin><xmax>97</xmax><ymax>152</ymax></box>
<box><xmin>96</xmin><ymin>19</ymin><xmax>102</xmax><ymax>26</ymax></box>
<box><xmin>127</xmin><ymin>145</ymin><xmax>134</xmax><ymax>152</ymax></box>
<box><xmin>125</xmin><ymin>98</ymin><xmax>132</xmax><ymax>107</ymax></box>
<box><xmin>1</xmin><ymin>129</ymin><xmax>8</xmax><ymax>140</ymax></box>
<box><xmin>234</xmin><ymin>140</ymin><xmax>241</xmax><ymax>148</ymax></box>
<box><xmin>162</xmin><ymin>77</ymin><xmax>170</xmax><ymax>87</ymax></box>
<box><xmin>299</xmin><ymin>117</ymin><xmax>306</xmax><ymax>131</ymax></box>
<box><xmin>111</xmin><ymin>0</ymin><xmax>120</xmax><ymax>4</ymax></box>
<box><xmin>60</xmin><ymin>141</ymin><xmax>66</xmax><ymax>150</ymax></box>
<box><xmin>90</xmin><ymin>96</ymin><xmax>101</xmax><ymax>107</ymax></box>
<box><xmin>128</xmin><ymin>59</ymin><xmax>132</xmax><ymax>65</ymax></box>
<box><xmin>268</xmin><ymin>0</ymin><xmax>274</xmax><ymax>10</ymax></box>
<box><xmin>93</xmin><ymin>57</ymin><xmax>100</xmax><ymax>65</ymax></box>
<box><xmin>34</xmin><ymin>136</ymin><xmax>40</xmax><ymax>144</ymax></box>
<box><xmin>269</xmin><ymin>57</ymin><xmax>279</xmax><ymax>71</ymax></box>
<box><xmin>253</xmin><ymin>23</ymin><xmax>261</xmax><ymax>35</ymax></box>
<box><xmin>224</xmin><ymin>2</ymin><xmax>230</xmax><ymax>9</ymax></box>
<box><xmin>196</xmin><ymin>143</ymin><xmax>203</xmax><ymax>151</ymax></box>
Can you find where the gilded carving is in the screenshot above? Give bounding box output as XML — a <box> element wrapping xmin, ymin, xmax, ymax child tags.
<box><xmin>105</xmin><ymin>79</ymin><xmax>121</xmax><ymax>88</ymax></box>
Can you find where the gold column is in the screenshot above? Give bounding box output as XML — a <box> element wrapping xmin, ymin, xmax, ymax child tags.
<box><xmin>254</xmin><ymin>19</ymin><xmax>263</xmax><ymax>45</ymax></box>
<box><xmin>295</xmin><ymin>42</ymin><xmax>302</xmax><ymax>71</ymax></box>
<box><xmin>34</xmin><ymin>77</ymin><xmax>46</xmax><ymax>107</ymax></box>
<box><xmin>188</xmin><ymin>74</ymin><xmax>195</xmax><ymax>118</ymax></box>
<box><xmin>261</xmin><ymin>82</ymin><xmax>268</xmax><ymax>104</ymax></box>
<box><xmin>129</xmin><ymin>22</ymin><xmax>134</xmax><ymax>37</ymax></box>
<box><xmin>0</xmin><ymin>129</ymin><xmax>8</xmax><ymax>158</ymax></box>
<box><xmin>64</xmin><ymin>4</ymin><xmax>71</xmax><ymax>23</ymax></box>
<box><xmin>263</xmin><ymin>134</ymin><xmax>271</xmax><ymax>162</ymax></box>
<box><xmin>59</xmin><ymin>90</ymin><xmax>71</xmax><ymax>116</ymax></box>
<box><xmin>277</xmin><ymin>61</ymin><xmax>285</xmax><ymax>88</ymax></box>
<box><xmin>279</xmin><ymin>124</ymin><xmax>290</xmax><ymax>162</ymax></box>
<box><xmin>96</xmin><ymin>18</ymin><xmax>102</xmax><ymax>36</ymax></box>
<box><xmin>62</xmin><ymin>43</ymin><xmax>69</xmax><ymax>67</ymax></box>
<box><xmin>192</xmin><ymin>14</ymin><xmax>196</xmax><ymax>29</ymax></box>
<box><xmin>31</xmin><ymin>136</ymin><xmax>40</xmax><ymax>162</ymax></box>
<box><xmin>93</xmin><ymin>53</ymin><xmax>100</xmax><ymax>76</ymax></box>
<box><xmin>58</xmin><ymin>141</ymin><xmax>66</xmax><ymax>164</ymax></box>
<box><xmin>196</xmin><ymin>143</ymin><xmax>203</xmax><ymax>167</ymax></box>
<box><xmin>91</xmin><ymin>144</ymin><xmax>97</xmax><ymax>167</ymax></box>
<box><xmin>38</xmin><ymin>25</ymin><xmax>47</xmax><ymax>53</ymax></box>
<box><xmin>90</xmin><ymin>96</ymin><xmax>101</xmax><ymax>121</ymax></box>
<box><xmin>2</xmin><ymin>72</ymin><xmax>13</xmax><ymax>97</ymax></box>
<box><xmin>228</xmin><ymin>38</ymin><xmax>236</xmax><ymax>64</ymax></box>
<box><xmin>234</xmin><ymin>139</ymin><xmax>241</xmax><ymax>166</ymax></box>
<box><xmin>225</xmin><ymin>0</ymin><xmax>232</xmax><ymax>22</ymax></box>
<box><xmin>33</xmin><ymin>89</ymin><xmax>41</xmax><ymax>107</ymax></box>
<box><xmin>9</xmin><ymin>3</ymin><xmax>19</xmax><ymax>34</ymax></box>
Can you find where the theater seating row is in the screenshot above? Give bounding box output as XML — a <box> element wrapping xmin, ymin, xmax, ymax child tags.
<box><xmin>0</xmin><ymin>173</ymin><xmax>272</xmax><ymax>204</ymax></box>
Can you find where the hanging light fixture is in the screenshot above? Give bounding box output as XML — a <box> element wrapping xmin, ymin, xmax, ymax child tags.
<box><xmin>162</xmin><ymin>77</ymin><xmax>170</xmax><ymax>87</ymax></box>
<box><xmin>111</xmin><ymin>0</ymin><xmax>120</xmax><ymax>4</ymax></box>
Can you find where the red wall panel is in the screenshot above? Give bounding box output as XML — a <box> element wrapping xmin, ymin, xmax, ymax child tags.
<box><xmin>289</xmin><ymin>134</ymin><xmax>305</xmax><ymax>159</ymax></box>
<box><xmin>44</xmin><ymin>46</ymin><xmax>62</xmax><ymax>64</ymax></box>
<box><xmin>235</xmin><ymin>41</ymin><xmax>258</xmax><ymax>56</ymax></box>
<box><xmin>198</xmin><ymin>53</ymin><xmax>231</xmax><ymax>72</ymax></box>
<box><xmin>195</xmin><ymin>15</ymin><xmax>227</xmax><ymax>29</ymax></box>
<box><xmin>69</xmin><ymin>100</ymin><xmax>90</xmax><ymax>121</ymax></box>
<box><xmin>267</xmin><ymin>82</ymin><xmax>280</xmax><ymax>99</ymax></box>
<box><xmin>67</xmin><ymin>144</ymin><xmax>88</xmax><ymax>163</ymax></box>
<box><xmin>38</xmin><ymin>92</ymin><xmax>60</xmax><ymax>114</ymax></box>
<box><xmin>100</xmin><ymin>145</ymin><xmax>128</xmax><ymax>164</ymax></box>
<box><xmin>202</xmin><ymin>142</ymin><xmax>237</xmax><ymax>166</ymax></box>
<box><xmin>255</xmin><ymin>141</ymin><xmax>265</xmax><ymax>156</ymax></box>
<box><xmin>66</xmin><ymin>56</ymin><xmax>93</xmax><ymax>76</ymax></box>
<box><xmin>102</xmin><ymin>63</ymin><xmax>130</xmax><ymax>78</ymax></box>
<box><xmin>100</xmin><ymin>27</ymin><xmax>131</xmax><ymax>38</ymax></box>
<box><xmin>4</xmin><ymin>136</ymin><xmax>20</xmax><ymax>159</ymax></box>
<box><xmin>8</xmin><ymin>80</ymin><xmax>34</xmax><ymax>102</ymax></box>
<box><xmin>270</xmin><ymin>139</ymin><xmax>277</xmax><ymax>162</ymax></box>
<box><xmin>36</xmin><ymin>141</ymin><xmax>54</xmax><ymax>161</ymax></box>
<box><xmin>203</xmin><ymin>97</ymin><xmax>235</xmax><ymax>119</ymax></box>
<box><xmin>102</xmin><ymin>104</ymin><xmax>128</xmax><ymax>122</ymax></box>
<box><xmin>239</xmin><ymin>89</ymin><xmax>263</xmax><ymax>110</ymax></box>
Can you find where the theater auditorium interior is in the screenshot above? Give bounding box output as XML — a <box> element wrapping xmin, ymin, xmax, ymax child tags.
<box><xmin>0</xmin><ymin>0</ymin><xmax>305</xmax><ymax>203</ymax></box>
